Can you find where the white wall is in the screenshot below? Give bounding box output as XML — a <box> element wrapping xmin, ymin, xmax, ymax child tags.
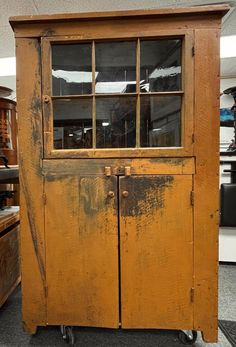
<box><xmin>0</xmin><ymin>76</ymin><xmax>16</xmax><ymax>101</ymax></box>
<box><xmin>220</xmin><ymin>78</ymin><xmax>236</xmax><ymax>108</ymax></box>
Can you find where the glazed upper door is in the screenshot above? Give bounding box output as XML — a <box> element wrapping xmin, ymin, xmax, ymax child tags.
<box><xmin>41</xmin><ymin>31</ymin><xmax>194</xmax><ymax>158</ymax></box>
<box><xmin>44</xmin><ymin>175</ymin><xmax>119</xmax><ymax>327</ymax></box>
<box><xmin>119</xmin><ymin>174</ymin><xmax>194</xmax><ymax>329</ymax></box>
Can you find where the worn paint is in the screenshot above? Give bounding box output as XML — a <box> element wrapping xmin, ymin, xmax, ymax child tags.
<box><xmin>79</xmin><ymin>176</ymin><xmax>115</xmax><ymax>217</ymax></box>
<box><xmin>31</xmin><ymin>98</ymin><xmax>42</xmax><ymax>147</ymax></box>
<box><xmin>121</xmin><ymin>176</ymin><xmax>174</xmax><ymax>217</ymax></box>
<box><xmin>45</xmin><ymin>175</ymin><xmax>119</xmax><ymax>326</ymax></box>
<box><xmin>149</xmin><ymin>157</ymin><xmax>185</xmax><ymax>165</ymax></box>
<box><xmin>20</xmin><ymin>169</ymin><xmax>46</xmax><ymax>288</ymax></box>
<box><xmin>41</xmin><ymin>28</ymin><xmax>56</xmax><ymax>37</ymax></box>
<box><xmin>119</xmin><ymin>174</ymin><xmax>194</xmax><ymax>329</ymax></box>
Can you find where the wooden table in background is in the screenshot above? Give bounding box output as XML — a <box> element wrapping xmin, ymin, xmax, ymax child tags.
<box><xmin>0</xmin><ymin>206</ymin><xmax>20</xmax><ymax>308</ymax></box>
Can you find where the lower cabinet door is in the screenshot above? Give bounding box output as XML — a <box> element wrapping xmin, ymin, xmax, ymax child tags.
<box><xmin>119</xmin><ymin>175</ymin><xmax>194</xmax><ymax>329</ymax></box>
<box><xmin>45</xmin><ymin>175</ymin><xmax>119</xmax><ymax>327</ymax></box>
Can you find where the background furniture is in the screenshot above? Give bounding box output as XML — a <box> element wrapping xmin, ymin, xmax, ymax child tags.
<box><xmin>0</xmin><ymin>96</ymin><xmax>17</xmax><ymax>165</ymax></box>
<box><xmin>0</xmin><ymin>206</ymin><xmax>20</xmax><ymax>308</ymax></box>
<box><xmin>220</xmin><ymin>157</ymin><xmax>236</xmax><ymax>262</ymax></box>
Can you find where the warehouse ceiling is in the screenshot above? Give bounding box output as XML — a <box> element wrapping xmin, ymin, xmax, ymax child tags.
<box><xmin>0</xmin><ymin>0</ymin><xmax>236</xmax><ymax>97</ymax></box>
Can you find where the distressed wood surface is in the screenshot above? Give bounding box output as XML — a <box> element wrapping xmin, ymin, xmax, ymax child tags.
<box><xmin>10</xmin><ymin>18</ymin><xmax>222</xmax><ymax>40</ymax></box>
<box><xmin>16</xmin><ymin>38</ymin><xmax>45</xmax><ymax>334</ymax></box>
<box><xmin>119</xmin><ymin>175</ymin><xmax>193</xmax><ymax>329</ymax></box>
<box><xmin>0</xmin><ymin>224</ymin><xmax>20</xmax><ymax>308</ymax></box>
<box><xmin>43</xmin><ymin>158</ymin><xmax>195</xmax><ymax>177</ymax></box>
<box><xmin>46</xmin><ymin>147</ymin><xmax>194</xmax><ymax>159</ymax></box>
<box><xmin>193</xmin><ymin>28</ymin><xmax>220</xmax><ymax>343</ymax></box>
<box><xmin>45</xmin><ymin>176</ymin><xmax>119</xmax><ymax>327</ymax></box>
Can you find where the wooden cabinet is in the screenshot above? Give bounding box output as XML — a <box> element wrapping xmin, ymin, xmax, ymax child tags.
<box><xmin>10</xmin><ymin>5</ymin><xmax>229</xmax><ymax>343</ymax></box>
<box><xmin>0</xmin><ymin>98</ymin><xmax>17</xmax><ymax>165</ymax></box>
<box><xmin>0</xmin><ymin>207</ymin><xmax>20</xmax><ymax>308</ymax></box>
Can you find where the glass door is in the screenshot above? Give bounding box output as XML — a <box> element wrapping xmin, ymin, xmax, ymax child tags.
<box><xmin>42</xmin><ymin>31</ymin><xmax>193</xmax><ymax>158</ymax></box>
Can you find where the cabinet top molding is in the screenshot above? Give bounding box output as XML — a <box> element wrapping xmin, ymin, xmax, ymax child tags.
<box><xmin>9</xmin><ymin>4</ymin><xmax>230</xmax><ymax>28</ymax></box>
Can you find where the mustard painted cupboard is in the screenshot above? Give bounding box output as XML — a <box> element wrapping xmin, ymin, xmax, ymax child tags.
<box><xmin>10</xmin><ymin>5</ymin><xmax>228</xmax><ymax>344</ymax></box>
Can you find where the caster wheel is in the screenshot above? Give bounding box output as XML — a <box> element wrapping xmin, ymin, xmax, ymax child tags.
<box><xmin>60</xmin><ymin>326</ymin><xmax>75</xmax><ymax>345</ymax></box>
<box><xmin>178</xmin><ymin>330</ymin><xmax>197</xmax><ymax>345</ymax></box>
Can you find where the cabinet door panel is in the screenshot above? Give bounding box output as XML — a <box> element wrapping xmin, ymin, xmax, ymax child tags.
<box><xmin>45</xmin><ymin>175</ymin><xmax>119</xmax><ymax>327</ymax></box>
<box><xmin>119</xmin><ymin>175</ymin><xmax>193</xmax><ymax>329</ymax></box>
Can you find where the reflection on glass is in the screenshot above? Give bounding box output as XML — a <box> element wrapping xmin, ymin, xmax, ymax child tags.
<box><xmin>140</xmin><ymin>96</ymin><xmax>181</xmax><ymax>147</ymax></box>
<box><xmin>96</xmin><ymin>97</ymin><xmax>136</xmax><ymax>148</ymax></box>
<box><xmin>53</xmin><ymin>99</ymin><xmax>92</xmax><ymax>149</ymax></box>
<box><xmin>140</xmin><ymin>40</ymin><xmax>181</xmax><ymax>92</ymax></box>
<box><xmin>95</xmin><ymin>41</ymin><xmax>136</xmax><ymax>94</ymax></box>
<box><xmin>52</xmin><ymin>44</ymin><xmax>92</xmax><ymax>96</ymax></box>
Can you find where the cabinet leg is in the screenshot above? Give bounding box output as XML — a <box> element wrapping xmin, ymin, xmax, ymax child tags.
<box><xmin>201</xmin><ymin>328</ymin><xmax>218</xmax><ymax>343</ymax></box>
<box><xmin>23</xmin><ymin>321</ymin><xmax>38</xmax><ymax>335</ymax></box>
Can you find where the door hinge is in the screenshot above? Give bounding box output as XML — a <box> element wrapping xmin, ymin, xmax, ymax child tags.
<box><xmin>44</xmin><ymin>284</ymin><xmax>48</xmax><ymax>298</ymax></box>
<box><xmin>42</xmin><ymin>193</ymin><xmax>47</xmax><ymax>205</ymax></box>
<box><xmin>190</xmin><ymin>287</ymin><xmax>194</xmax><ymax>303</ymax></box>
<box><xmin>192</xmin><ymin>46</ymin><xmax>195</xmax><ymax>57</ymax></box>
<box><xmin>190</xmin><ymin>191</ymin><xmax>194</xmax><ymax>206</ymax></box>
<box><xmin>192</xmin><ymin>134</ymin><xmax>195</xmax><ymax>144</ymax></box>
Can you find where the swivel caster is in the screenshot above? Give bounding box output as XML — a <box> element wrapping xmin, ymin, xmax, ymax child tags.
<box><xmin>60</xmin><ymin>325</ymin><xmax>75</xmax><ymax>345</ymax></box>
<box><xmin>178</xmin><ymin>330</ymin><xmax>197</xmax><ymax>345</ymax></box>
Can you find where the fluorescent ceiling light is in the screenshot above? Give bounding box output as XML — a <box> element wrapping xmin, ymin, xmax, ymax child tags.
<box><xmin>95</xmin><ymin>81</ymin><xmax>136</xmax><ymax>93</ymax></box>
<box><xmin>221</xmin><ymin>35</ymin><xmax>236</xmax><ymax>58</ymax></box>
<box><xmin>149</xmin><ymin>66</ymin><xmax>181</xmax><ymax>78</ymax></box>
<box><xmin>52</xmin><ymin>70</ymin><xmax>98</xmax><ymax>83</ymax></box>
<box><xmin>0</xmin><ymin>57</ymin><xmax>16</xmax><ymax>77</ymax></box>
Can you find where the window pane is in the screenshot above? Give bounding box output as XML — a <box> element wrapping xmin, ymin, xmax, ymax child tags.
<box><xmin>140</xmin><ymin>96</ymin><xmax>181</xmax><ymax>147</ymax></box>
<box><xmin>96</xmin><ymin>97</ymin><xmax>136</xmax><ymax>148</ymax></box>
<box><xmin>52</xmin><ymin>44</ymin><xmax>92</xmax><ymax>96</ymax></box>
<box><xmin>95</xmin><ymin>42</ymin><xmax>136</xmax><ymax>94</ymax></box>
<box><xmin>53</xmin><ymin>99</ymin><xmax>92</xmax><ymax>149</ymax></box>
<box><xmin>140</xmin><ymin>39</ymin><xmax>181</xmax><ymax>92</ymax></box>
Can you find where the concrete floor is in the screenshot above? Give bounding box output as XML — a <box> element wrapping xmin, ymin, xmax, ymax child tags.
<box><xmin>0</xmin><ymin>264</ymin><xmax>235</xmax><ymax>346</ymax></box>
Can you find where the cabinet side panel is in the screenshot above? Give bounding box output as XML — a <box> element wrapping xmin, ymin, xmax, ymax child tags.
<box><xmin>0</xmin><ymin>225</ymin><xmax>20</xmax><ymax>308</ymax></box>
<box><xmin>16</xmin><ymin>38</ymin><xmax>46</xmax><ymax>331</ymax></box>
<box><xmin>194</xmin><ymin>28</ymin><xmax>220</xmax><ymax>342</ymax></box>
